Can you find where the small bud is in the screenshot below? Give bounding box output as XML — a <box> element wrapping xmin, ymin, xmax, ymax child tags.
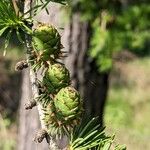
<box><xmin>15</xmin><ymin>60</ymin><xmax>28</xmax><ymax>71</ymax></box>
<box><xmin>33</xmin><ymin>129</ymin><xmax>47</xmax><ymax>143</ymax></box>
<box><xmin>25</xmin><ymin>99</ymin><xmax>36</xmax><ymax>110</ymax></box>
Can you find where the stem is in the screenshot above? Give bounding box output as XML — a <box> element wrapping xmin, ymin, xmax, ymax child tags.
<box><xmin>24</xmin><ymin>1</ymin><xmax>46</xmax><ymax>129</ymax></box>
<box><xmin>23</xmin><ymin>0</ymin><xmax>59</xmax><ymax>149</ymax></box>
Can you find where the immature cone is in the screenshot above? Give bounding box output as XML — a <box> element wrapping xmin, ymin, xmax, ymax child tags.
<box><xmin>42</xmin><ymin>101</ymin><xmax>68</xmax><ymax>137</ymax></box>
<box><xmin>43</xmin><ymin>98</ymin><xmax>82</xmax><ymax>138</ymax></box>
<box><xmin>33</xmin><ymin>24</ymin><xmax>61</xmax><ymax>60</ymax></box>
<box><xmin>54</xmin><ymin>86</ymin><xmax>83</xmax><ymax>123</ymax></box>
<box><xmin>43</xmin><ymin>63</ymin><xmax>70</xmax><ymax>93</ymax></box>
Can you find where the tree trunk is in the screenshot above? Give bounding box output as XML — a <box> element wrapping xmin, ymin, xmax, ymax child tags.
<box><xmin>17</xmin><ymin>70</ymin><xmax>48</xmax><ymax>150</ymax></box>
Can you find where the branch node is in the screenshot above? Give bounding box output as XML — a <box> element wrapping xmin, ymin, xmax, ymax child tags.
<box><xmin>33</xmin><ymin>129</ymin><xmax>48</xmax><ymax>143</ymax></box>
<box><xmin>15</xmin><ymin>60</ymin><xmax>28</xmax><ymax>71</ymax></box>
<box><xmin>25</xmin><ymin>99</ymin><xmax>36</xmax><ymax>109</ymax></box>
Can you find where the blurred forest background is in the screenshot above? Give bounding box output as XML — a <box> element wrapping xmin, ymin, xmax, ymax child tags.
<box><xmin>0</xmin><ymin>0</ymin><xmax>150</xmax><ymax>149</ymax></box>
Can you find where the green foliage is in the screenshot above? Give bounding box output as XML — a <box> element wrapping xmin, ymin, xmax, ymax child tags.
<box><xmin>0</xmin><ymin>0</ymin><xmax>31</xmax><ymax>55</ymax></box>
<box><xmin>0</xmin><ymin>0</ymin><xmax>20</xmax><ymax>33</ymax></box>
<box><xmin>0</xmin><ymin>0</ymin><xmax>68</xmax><ymax>55</ymax></box>
<box><xmin>69</xmin><ymin>117</ymin><xmax>126</xmax><ymax>150</ymax></box>
<box><xmin>90</xmin><ymin>17</ymin><xmax>113</xmax><ymax>72</ymax></box>
<box><xmin>114</xmin><ymin>4</ymin><xmax>150</xmax><ymax>55</ymax></box>
<box><xmin>89</xmin><ymin>4</ymin><xmax>150</xmax><ymax>71</ymax></box>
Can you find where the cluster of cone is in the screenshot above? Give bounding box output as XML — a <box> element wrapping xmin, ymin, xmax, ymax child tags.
<box><xmin>32</xmin><ymin>24</ymin><xmax>83</xmax><ymax>137</ymax></box>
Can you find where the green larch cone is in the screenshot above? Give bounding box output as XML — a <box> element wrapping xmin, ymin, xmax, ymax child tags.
<box><xmin>43</xmin><ymin>63</ymin><xmax>70</xmax><ymax>93</ymax></box>
<box><xmin>54</xmin><ymin>86</ymin><xmax>83</xmax><ymax>123</ymax></box>
<box><xmin>42</xmin><ymin>101</ymin><xmax>72</xmax><ymax>138</ymax></box>
<box><xmin>33</xmin><ymin>24</ymin><xmax>62</xmax><ymax>60</ymax></box>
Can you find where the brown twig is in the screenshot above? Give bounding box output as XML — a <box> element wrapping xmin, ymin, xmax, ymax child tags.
<box><xmin>23</xmin><ymin>0</ymin><xmax>60</xmax><ymax>149</ymax></box>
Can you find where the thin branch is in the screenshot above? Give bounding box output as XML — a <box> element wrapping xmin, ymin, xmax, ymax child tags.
<box><xmin>23</xmin><ymin>0</ymin><xmax>60</xmax><ymax>149</ymax></box>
